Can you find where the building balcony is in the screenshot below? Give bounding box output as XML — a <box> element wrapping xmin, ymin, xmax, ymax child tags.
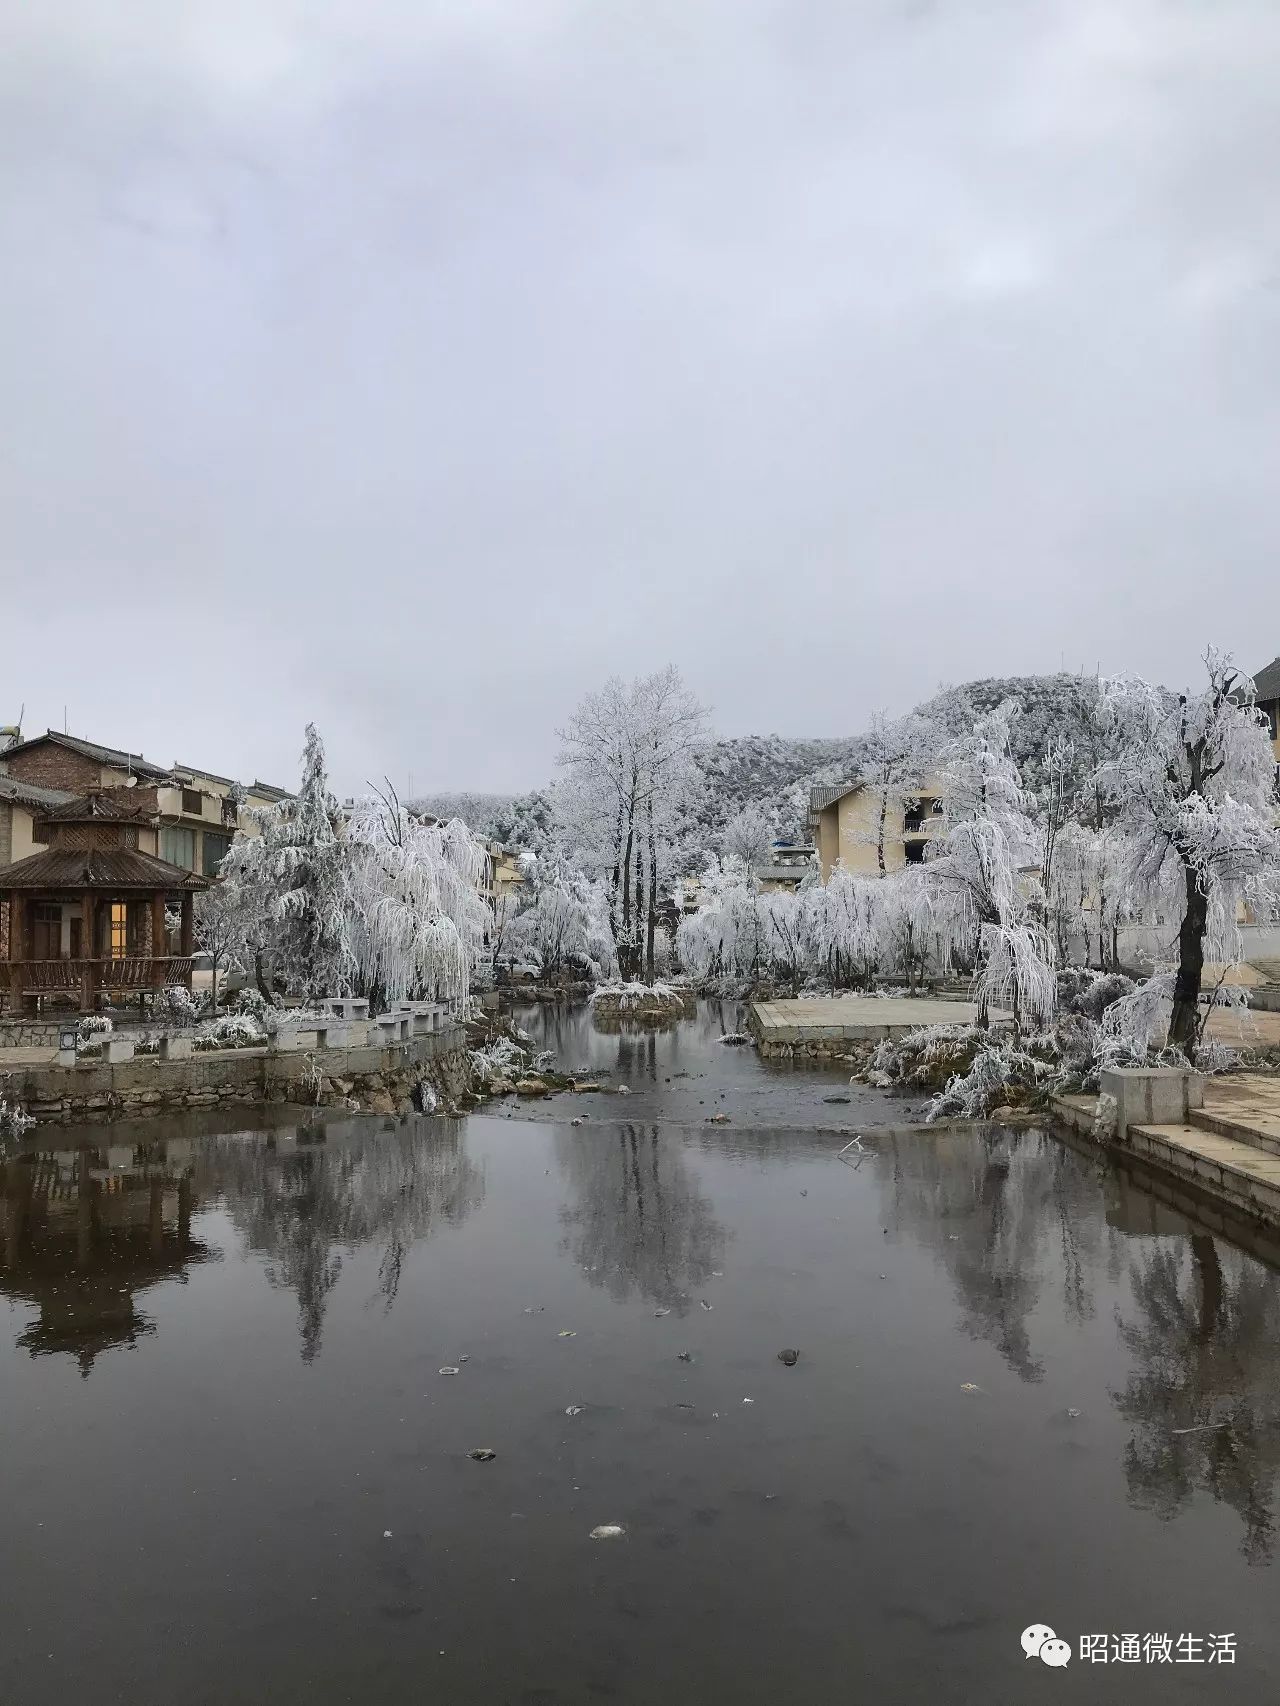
<box><xmin>0</xmin><ymin>956</ymin><xmax>194</xmax><ymax>999</ymax></box>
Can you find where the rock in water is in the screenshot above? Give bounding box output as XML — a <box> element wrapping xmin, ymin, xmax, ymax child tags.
<box><xmin>467</xmin><ymin>1448</ymin><xmax>497</xmax><ymax>1462</ymax></box>
<box><xmin>589</xmin><ymin>1524</ymin><xmax>626</xmax><ymax>1540</ymax></box>
<box><xmin>777</xmin><ymin>1349</ymin><xmax>799</xmax><ymax>1367</ymax></box>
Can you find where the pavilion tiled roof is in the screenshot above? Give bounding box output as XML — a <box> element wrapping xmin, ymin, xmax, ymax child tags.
<box><xmin>0</xmin><ymin>847</ymin><xmax>209</xmax><ymax>891</ymax></box>
<box><xmin>37</xmin><ymin>791</ymin><xmax>159</xmax><ymax>823</ymax></box>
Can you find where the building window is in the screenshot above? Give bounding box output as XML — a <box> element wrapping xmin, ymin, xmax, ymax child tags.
<box><xmin>930</xmin><ymin>798</ymin><xmax>944</xmax><ymax>815</ymax></box>
<box><xmin>182</xmin><ymin>787</ymin><xmax>203</xmax><ymax>817</ymax></box>
<box><xmin>110</xmin><ymin>902</ymin><xmax>127</xmax><ymax>958</ymax></box>
<box><xmin>904</xmin><ymin>840</ymin><xmax>926</xmax><ymax>865</ymax></box>
<box><xmin>903</xmin><ymin>803</ymin><xmax>924</xmax><ymax>834</ymax></box>
<box><xmin>202</xmin><ymin>831</ymin><xmax>232</xmax><ymax>876</ymax></box>
<box><xmin>161</xmin><ymin>826</ymin><xmax>196</xmax><ymax>870</ymax></box>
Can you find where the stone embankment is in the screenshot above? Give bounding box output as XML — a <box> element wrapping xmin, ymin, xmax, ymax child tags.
<box><xmin>0</xmin><ymin>1027</ymin><xmax>470</xmax><ymax>1125</ymax></box>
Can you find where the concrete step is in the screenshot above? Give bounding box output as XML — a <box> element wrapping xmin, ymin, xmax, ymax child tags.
<box><xmin>1127</xmin><ymin>1121</ymin><xmax>1280</xmax><ymax>1224</ymax></box>
<box><xmin>1188</xmin><ymin>1104</ymin><xmax>1280</xmax><ymax>1160</ymax></box>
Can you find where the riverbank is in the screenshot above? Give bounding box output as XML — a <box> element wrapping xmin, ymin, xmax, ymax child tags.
<box><xmin>0</xmin><ymin>1024</ymin><xmax>470</xmax><ymax>1123</ymax></box>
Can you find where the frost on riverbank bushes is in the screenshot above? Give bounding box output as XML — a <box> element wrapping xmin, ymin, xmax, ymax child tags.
<box><xmin>0</xmin><ymin>1098</ymin><xmax>35</xmax><ymax>1138</ymax></box>
<box><xmin>864</xmin><ymin>966</ymin><xmax>1245</xmax><ymax>1123</ymax></box>
<box><xmin>589</xmin><ymin>982</ymin><xmax>692</xmax><ymax>1022</ymax></box>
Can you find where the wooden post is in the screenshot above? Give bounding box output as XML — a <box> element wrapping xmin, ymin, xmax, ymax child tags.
<box><xmin>152</xmin><ymin>890</ymin><xmax>166</xmax><ymax>988</ymax></box>
<box><xmin>180</xmin><ymin>890</ymin><xmax>193</xmax><ymax>958</ymax></box>
<box><xmin>5</xmin><ymin>891</ymin><xmax>20</xmax><ymax>1010</ymax></box>
<box><xmin>82</xmin><ymin>890</ymin><xmax>96</xmax><ymax>1013</ymax></box>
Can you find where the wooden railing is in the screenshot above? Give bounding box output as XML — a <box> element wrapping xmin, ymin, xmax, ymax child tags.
<box><xmin>0</xmin><ymin>958</ymin><xmax>194</xmax><ymax>997</ymax></box>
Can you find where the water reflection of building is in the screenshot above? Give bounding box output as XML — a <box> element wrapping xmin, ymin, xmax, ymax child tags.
<box><xmin>0</xmin><ymin>1138</ymin><xmax>210</xmax><ymax>1375</ymax></box>
<box><xmin>196</xmin><ymin>1117</ymin><xmax>486</xmax><ymax>1362</ymax></box>
<box><xmin>556</xmin><ymin>1122</ymin><xmax>726</xmax><ymax>1311</ymax></box>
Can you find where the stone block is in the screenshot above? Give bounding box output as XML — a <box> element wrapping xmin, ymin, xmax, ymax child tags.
<box><xmin>160</xmin><ymin>1035</ymin><xmax>194</xmax><ymax>1062</ymax></box>
<box><xmin>104</xmin><ymin>1036</ymin><xmax>135</xmax><ymax>1064</ymax></box>
<box><xmin>344</xmin><ymin>1020</ymin><xmax>369</xmax><ymax>1047</ymax></box>
<box><xmin>317</xmin><ymin>1023</ymin><xmax>349</xmax><ymax>1050</ymax></box>
<box><xmin>269</xmin><ymin>1029</ymin><xmax>301</xmax><ymax>1053</ymax></box>
<box><xmin>56</xmin><ymin>1047</ymin><xmax>77</xmax><ymax>1067</ymax></box>
<box><xmin>1099</xmin><ymin>1066</ymin><xmax>1206</xmax><ymax>1143</ymax></box>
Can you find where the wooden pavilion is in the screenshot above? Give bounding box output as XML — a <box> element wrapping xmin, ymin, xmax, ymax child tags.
<box><xmin>0</xmin><ymin>790</ymin><xmax>209</xmax><ymax>1014</ymax></box>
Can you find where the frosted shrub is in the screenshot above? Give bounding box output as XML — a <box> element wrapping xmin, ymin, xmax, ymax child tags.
<box><xmin>156</xmin><ymin>986</ymin><xmax>201</xmax><ymax>1027</ymax></box>
<box><xmin>77</xmin><ymin>1013</ymin><xmax>113</xmax><ymax>1046</ymax></box>
<box><xmin>589</xmin><ymin>981</ymin><xmax>682</xmax><ymax>1009</ymax></box>
<box><xmin>471</xmin><ymin>1036</ymin><xmax>530</xmax><ymax>1084</ymax></box>
<box><xmin>0</xmin><ymin>1099</ymin><xmax>35</xmax><ymax>1138</ymax></box>
<box><xmin>927</xmin><ymin>1039</ymin><xmax>1051</xmax><ymax>1122</ymax></box>
<box><xmin>1056</xmin><ymin>968</ymin><xmax>1136</xmax><ymax>1021</ymax></box>
<box><xmin>194</xmin><ymin>1013</ymin><xmax>266</xmax><ymax>1051</ymax></box>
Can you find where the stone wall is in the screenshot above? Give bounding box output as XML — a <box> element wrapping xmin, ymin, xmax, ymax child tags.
<box><xmin>0</xmin><ymin>1017</ymin><xmax>61</xmax><ymax>1049</ymax></box>
<box><xmin>0</xmin><ymin>1026</ymin><xmax>471</xmax><ymax>1124</ymax></box>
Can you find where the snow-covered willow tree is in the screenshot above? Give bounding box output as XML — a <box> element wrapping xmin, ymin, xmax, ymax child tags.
<box><xmin>344</xmin><ymin>792</ymin><xmax>490</xmax><ymax>1010</ymax></box>
<box><xmin>221</xmin><ymin>733</ymin><xmax>493</xmax><ymax>1011</ymax></box>
<box><xmin>806</xmin><ymin>866</ymin><xmax>880</xmax><ymax>988</ymax></box>
<box><xmin>221</xmin><ymin>724</ymin><xmax>351</xmax><ymax>1003</ymax></box>
<box><xmin>675</xmin><ymin>860</ymin><xmax>762</xmax><ymax>984</ymax></box>
<box><xmin>1096</xmin><ymin>653</ymin><xmax>1280</xmax><ymax>1059</ymax></box>
<box><xmin>557</xmin><ymin>667</ymin><xmax>709</xmax><ymax>983</ymax></box>
<box><xmin>926</xmin><ymin>701</ymin><xmax>1054</xmax><ymax>1030</ymax></box>
<box><xmin>507</xmin><ymin>868</ymin><xmax>617</xmax><ymax>981</ymax></box>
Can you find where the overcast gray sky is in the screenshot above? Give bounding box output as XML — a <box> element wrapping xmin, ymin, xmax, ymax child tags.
<box><xmin>2</xmin><ymin>0</ymin><xmax>1277</xmax><ymax>794</ymax></box>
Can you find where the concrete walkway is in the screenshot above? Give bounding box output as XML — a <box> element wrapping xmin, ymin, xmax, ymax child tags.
<box><xmin>749</xmin><ymin>996</ymin><xmax>1010</xmax><ymax>1043</ymax></box>
<box><xmin>0</xmin><ymin>1047</ymin><xmax>58</xmax><ymax>1067</ymax></box>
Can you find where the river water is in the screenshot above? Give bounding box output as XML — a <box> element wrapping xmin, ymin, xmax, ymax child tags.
<box><xmin>2</xmin><ymin>1000</ymin><xmax>1279</xmax><ymax>1704</ymax></box>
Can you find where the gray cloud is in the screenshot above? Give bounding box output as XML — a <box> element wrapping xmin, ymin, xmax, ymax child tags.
<box><xmin>1</xmin><ymin>1</ymin><xmax>1277</xmax><ymax>793</ymax></box>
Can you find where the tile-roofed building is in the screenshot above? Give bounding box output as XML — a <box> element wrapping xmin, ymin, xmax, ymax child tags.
<box><xmin>0</xmin><ymin>787</ymin><xmax>209</xmax><ymax>1013</ymax></box>
<box><xmin>1251</xmin><ymin>658</ymin><xmax>1280</xmax><ymax>760</ymax></box>
<box><xmin>0</xmin><ymin>729</ymin><xmax>290</xmax><ymax>880</ymax></box>
<box><xmin>809</xmin><ymin>776</ymin><xmax>947</xmax><ymax>881</ymax></box>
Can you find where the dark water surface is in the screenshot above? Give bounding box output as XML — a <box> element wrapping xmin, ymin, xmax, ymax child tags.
<box><xmin>3</xmin><ymin>1001</ymin><xmax>1280</xmax><ymax>1705</ymax></box>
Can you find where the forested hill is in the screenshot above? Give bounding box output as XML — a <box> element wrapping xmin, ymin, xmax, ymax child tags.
<box><xmin>413</xmin><ymin>673</ymin><xmax>1109</xmax><ymax>851</ymax></box>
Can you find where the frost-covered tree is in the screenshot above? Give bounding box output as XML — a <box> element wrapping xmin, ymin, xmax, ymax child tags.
<box><xmin>222</xmin><ymin>724</ymin><xmax>351</xmax><ymax>1003</ymax></box>
<box><xmin>721</xmin><ymin>803</ymin><xmax>775</xmax><ymax>879</ymax></box>
<box><xmin>806</xmin><ymin>865</ymin><xmax>880</xmax><ymax>989</ymax></box>
<box><xmin>507</xmin><ymin>869</ymin><xmax>617</xmax><ymax>981</ymax></box>
<box><xmin>558</xmin><ymin>667</ymin><xmax>709</xmax><ymax>982</ymax></box>
<box><xmin>927</xmin><ymin>702</ymin><xmax>1054</xmax><ymax>1029</ymax></box>
<box><xmin>193</xmin><ymin>878</ymin><xmax>254</xmax><ymax>1014</ymax></box>
<box><xmin>1096</xmin><ymin>653</ymin><xmax>1280</xmax><ymax>1058</ymax></box>
<box><xmin>676</xmin><ymin>860</ymin><xmax>762</xmax><ymax>984</ymax></box>
<box><xmin>222</xmin><ymin>734</ymin><xmax>493</xmax><ymax>1012</ymax></box>
<box><xmin>859</xmin><ymin>712</ymin><xmax>940</xmax><ymax>874</ymax></box>
<box><xmin>344</xmin><ymin>789</ymin><xmax>490</xmax><ymax>1009</ymax></box>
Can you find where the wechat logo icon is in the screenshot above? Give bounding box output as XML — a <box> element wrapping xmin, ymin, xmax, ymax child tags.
<box><xmin>1022</xmin><ymin>1624</ymin><xmax>1072</xmax><ymax>1667</ymax></box>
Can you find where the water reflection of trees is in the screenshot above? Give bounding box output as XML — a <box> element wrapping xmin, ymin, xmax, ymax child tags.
<box><xmin>873</xmin><ymin>1128</ymin><xmax>1102</xmax><ymax>1382</ymax></box>
<box><xmin>197</xmin><ymin>1118</ymin><xmax>485</xmax><ymax>1362</ymax></box>
<box><xmin>1112</xmin><ymin>1234</ymin><xmax>1280</xmax><ymax>1564</ymax></box>
<box><xmin>556</xmin><ymin>1123</ymin><xmax>726</xmax><ymax>1311</ymax></box>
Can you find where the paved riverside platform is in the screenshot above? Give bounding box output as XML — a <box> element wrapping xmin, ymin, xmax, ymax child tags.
<box><xmin>748</xmin><ymin>996</ymin><xmax>1010</xmax><ymax>1045</ymax></box>
<box><xmin>1052</xmin><ymin>1072</ymin><xmax>1280</xmax><ymax>1230</ymax></box>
